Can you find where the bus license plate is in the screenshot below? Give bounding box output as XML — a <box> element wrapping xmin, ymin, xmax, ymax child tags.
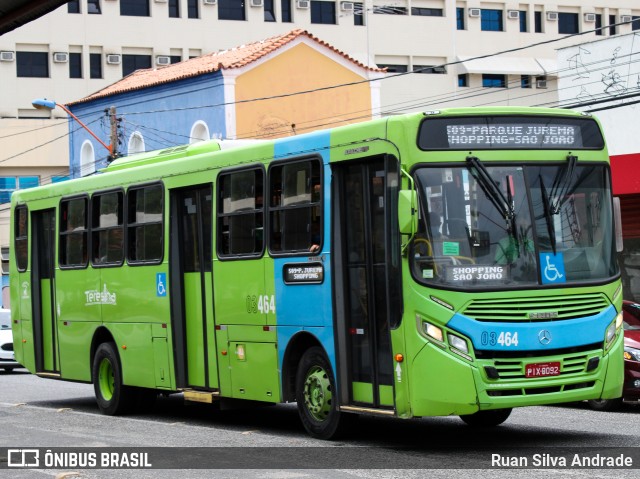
<box><xmin>525</xmin><ymin>362</ymin><xmax>560</xmax><ymax>378</ymax></box>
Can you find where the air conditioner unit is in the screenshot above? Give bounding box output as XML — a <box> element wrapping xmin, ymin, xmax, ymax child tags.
<box><xmin>0</xmin><ymin>51</ymin><xmax>15</xmax><ymax>62</ymax></box>
<box><xmin>203</xmin><ymin>0</ymin><xmax>217</xmax><ymax>4</ymax></box>
<box><xmin>621</xmin><ymin>15</ymin><xmax>633</xmax><ymax>23</ymax></box>
<box><xmin>106</xmin><ymin>54</ymin><xmax>121</xmax><ymax>65</ymax></box>
<box><xmin>468</xmin><ymin>8</ymin><xmax>480</xmax><ymax>18</ymax></box>
<box><xmin>340</xmin><ymin>1</ymin><xmax>354</xmax><ymax>12</ymax></box>
<box><xmin>53</xmin><ymin>52</ymin><xmax>69</xmax><ymax>63</ymax></box>
<box><xmin>584</xmin><ymin>13</ymin><xmax>596</xmax><ymax>23</ymax></box>
<box><xmin>507</xmin><ymin>10</ymin><xmax>520</xmax><ymax>20</ymax></box>
<box><xmin>536</xmin><ymin>78</ymin><xmax>547</xmax><ymax>88</ymax></box>
<box><xmin>296</xmin><ymin>0</ymin><xmax>310</xmax><ymax>9</ymax></box>
<box><xmin>547</xmin><ymin>11</ymin><xmax>558</xmax><ymax>21</ymax></box>
<box><xmin>250</xmin><ymin>0</ymin><xmax>263</xmax><ymax>6</ymax></box>
<box><xmin>156</xmin><ymin>55</ymin><xmax>171</xmax><ymax>66</ymax></box>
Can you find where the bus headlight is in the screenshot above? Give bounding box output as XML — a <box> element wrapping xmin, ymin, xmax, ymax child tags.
<box><xmin>423</xmin><ymin>321</ymin><xmax>444</xmax><ymax>342</ymax></box>
<box><xmin>605</xmin><ymin>312</ymin><xmax>623</xmax><ymax>348</ymax></box>
<box><xmin>448</xmin><ymin>333</ymin><xmax>469</xmax><ymax>354</ymax></box>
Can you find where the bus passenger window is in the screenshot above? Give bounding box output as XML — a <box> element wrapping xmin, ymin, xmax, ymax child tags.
<box><xmin>217</xmin><ymin>167</ymin><xmax>264</xmax><ymax>258</ymax></box>
<box><xmin>127</xmin><ymin>184</ymin><xmax>163</xmax><ymax>264</ymax></box>
<box><xmin>14</xmin><ymin>206</ymin><xmax>28</xmax><ymax>271</ymax></box>
<box><xmin>269</xmin><ymin>159</ymin><xmax>322</xmax><ymax>255</ymax></box>
<box><xmin>91</xmin><ymin>190</ymin><xmax>124</xmax><ymax>266</ymax></box>
<box><xmin>59</xmin><ymin>197</ymin><xmax>88</xmax><ymax>268</ymax></box>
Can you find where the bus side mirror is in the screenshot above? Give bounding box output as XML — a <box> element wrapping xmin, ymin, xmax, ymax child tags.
<box><xmin>398</xmin><ymin>190</ymin><xmax>418</xmax><ymax>235</ymax></box>
<box><xmin>613</xmin><ymin>197</ymin><xmax>623</xmax><ymax>253</ymax></box>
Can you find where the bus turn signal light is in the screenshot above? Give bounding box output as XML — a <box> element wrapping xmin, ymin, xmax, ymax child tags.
<box><xmin>395</xmin><ymin>353</ymin><xmax>404</xmax><ymax>362</ymax></box>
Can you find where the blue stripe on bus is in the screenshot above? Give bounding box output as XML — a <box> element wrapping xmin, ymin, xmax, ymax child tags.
<box><xmin>273</xmin><ymin>131</ymin><xmax>337</xmax><ymax>375</ymax></box>
<box><xmin>446</xmin><ymin>305</ymin><xmax>617</xmax><ymax>351</ymax></box>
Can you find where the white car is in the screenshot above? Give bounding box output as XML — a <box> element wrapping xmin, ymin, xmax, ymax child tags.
<box><xmin>0</xmin><ymin>308</ymin><xmax>20</xmax><ymax>372</ymax></box>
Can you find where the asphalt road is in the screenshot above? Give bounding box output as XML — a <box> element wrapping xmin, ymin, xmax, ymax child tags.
<box><xmin>1</xmin><ymin>369</ymin><xmax>640</xmax><ymax>478</ymax></box>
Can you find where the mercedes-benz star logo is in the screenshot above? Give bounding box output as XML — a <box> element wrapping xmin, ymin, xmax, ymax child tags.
<box><xmin>538</xmin><ymin>329</ymin><xmax>552</xmax><ymax>345</ymax></box>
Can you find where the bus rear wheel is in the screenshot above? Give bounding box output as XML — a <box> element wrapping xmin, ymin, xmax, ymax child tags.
<box><xmin>296</xmin><ymin>347</ymin><xmax>344</xmax><ymax>440</ymax></box>
<box><xmin>92</xmin><ymin>342</ymin><xmax>136</xmax><ymax>415</ymax></box>
<box><xmin>459</xmin><ymin>408</ymin><xmax>512</xmax><ymax>427</ymax></box>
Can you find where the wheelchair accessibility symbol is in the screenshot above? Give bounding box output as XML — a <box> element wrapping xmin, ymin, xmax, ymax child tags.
<box><xmin>157</xmin><ymin>273</ymin><xmax>167</xmax><ymax>297</ymax></box>
<box><xmin>540</xmin><ymin>252</ymin><xmax>566</xmax><ymax>284</ymax></box>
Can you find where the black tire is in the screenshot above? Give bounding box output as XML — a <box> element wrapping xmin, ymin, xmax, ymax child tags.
<box><xmin>296</xmin><ymin>346</ymin><xmax>344</xmax><ymax>440</ymax></box>
<box><xmin>460</xmin><ymin>408</ymin><xmax>512</xmax><ymax>427</ymax></box>
<box><xmin>92</xmin><ymin>342</ymin><xmax>137</xmax><ymax>415</ymax></box>
<box><xmin>587</xmin><ymin>398</ymin><xmax>623</xmax><ymax>412</ymax></box>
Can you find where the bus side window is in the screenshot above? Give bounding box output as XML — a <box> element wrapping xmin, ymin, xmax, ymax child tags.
<box><xmin>91</xmin><ymin>190</ymin><xmax>124</xmax><ymax>266</ymax></box>
<box><xmin>269</xmin><ymin>159</ymin><xmax>322</xmax><ymax>255</ymax></box>
<box><xmin>217</xmin><ymin>167</ymin><xmax>264</xmax><ymax>258</ymax></box>
<box><xmin>127</xmin><ymin>184</ymin><xmax>163</xmax><ymax>264</ymax></box>
<box><xmin>59</xmin><ymin>197</ymin><xmax>88</xmax><ymax>268</ymax></box>
<box><xmin>14</xmin><ymin>205</ymin><xmax>28</xmax><ymax>271</ymax></box>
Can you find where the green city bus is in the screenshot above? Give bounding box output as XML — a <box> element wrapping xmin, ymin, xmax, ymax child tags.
<box><xmin>10</xmin><ymin>107</ymin><xmax>624</xmax><ymax>439</ymax></box>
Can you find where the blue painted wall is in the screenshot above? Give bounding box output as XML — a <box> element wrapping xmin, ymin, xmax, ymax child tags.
<box><xmin>67</xmin><ymin>71</ymin><xmax>227</xmax><ymax>178</ymax></box>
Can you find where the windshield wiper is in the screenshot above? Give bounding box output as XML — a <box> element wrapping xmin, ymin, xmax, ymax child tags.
<box><xmin>549</xmin><ymin>155</ymin><xmax>577</xmax><ymax>214</ymax></box>
<box><xmin>539</xmin><ymin>174</ymin><xmax>556</xmax><ymax>254</ymax></box>
<box><xmin>467</xmin><ymin>156</ymin><xmax>515</xmax><ymax>228</ymax></box>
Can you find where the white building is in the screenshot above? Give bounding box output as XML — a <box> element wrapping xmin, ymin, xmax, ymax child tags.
<box><xmin>0</xmin><ymin>0</ymin><xmax>639</xmax><ymax>302</ymax></box>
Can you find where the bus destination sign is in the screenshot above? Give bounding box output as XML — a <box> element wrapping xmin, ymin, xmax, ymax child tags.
<box><xmin>283</xmin><ymin>263</ymin><xmax>324</xmax><ymax>285</ymax></box>
<box><xmin>445</xmin><ymin>124</ymin><xmax>580</xmax><ymax>148</ymax></box>
<box><xmin>445</xmin><ymin>265</ymin><xmax>509</xmax><ymax>282</ymax></box>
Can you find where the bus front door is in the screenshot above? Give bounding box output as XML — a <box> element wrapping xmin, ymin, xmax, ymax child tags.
<box><xmin>31</xmin><ymin>209</ymin><xmax>59</xmax><ymax>374</ymax></box>
<box><xmin>333</xmin><ymin>157</ymin><xmax>400</xmax><ymax>410</ymax></box>
<box><xmin>169</xmin><ymin>185</ymin><xmax>218</xmax><ymax>390</ymax></box>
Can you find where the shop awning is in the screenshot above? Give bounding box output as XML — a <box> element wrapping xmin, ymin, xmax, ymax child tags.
<box><xmin>457</xmin><ymin>56</ymin><xmax>556</xmax><ymax>76</ymax></box>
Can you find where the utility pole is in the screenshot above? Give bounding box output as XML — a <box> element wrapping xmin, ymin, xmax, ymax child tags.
<box><xmin>108</xmin><ymin>106</ymin><xmax>119</xmax><ymax>161</ymax></box>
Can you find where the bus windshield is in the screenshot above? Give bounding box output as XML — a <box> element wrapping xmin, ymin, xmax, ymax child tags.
<box><xmin>410</xmin><ymin>161</ymin><xmax>618</xmax><ymax>289</ymax></box>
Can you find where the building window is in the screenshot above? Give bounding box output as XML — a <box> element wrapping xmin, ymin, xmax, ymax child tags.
<box><xmin>458</xmin><ymin>74</ymin><xmax>468</xmax><ymax>87</ymax></box>
<box><xmin>595</xmin><ymin>14</ymin><xmax>603</xmax><ymax>36</ymax></box>
<box><xmin>217</xmin><ymin>168</ymin><xmax>265</xmax><ymax>257</ymax></box>
<box><xmin>170</xmin><ymin>55</ymin><xmax>181</xmax><ymax>64</ymax></box>
<box><xmin>281</xmin><ymin>0</ymin><xmax>292</xmax><ymax>22</ymax></box>
<box><xmin>14</xmin><ymin>206</ymin><xmax>28</xmax><ymax>272</ymax></box>
<box><xmin>69</xmin><ymin>52</ymin><xmax>82</xmax><ymax>79</ymax></box>
<box><xmin>456</xmin><ymin>7</ymin><xmax>464</xmax><ymax>30</ymax></box>
<box><xmin>68</xmin><ymin>0</ymin><xmax>80</xmax><ymax>13</ymax></box>
<box><xmin>122</xmin><ymin>54</ymin><xmax>151</xmax><ymax>77</ymax></box>
<box><xmin>609</xmin><ymin>15</ymin><xmax>617</xmax><ymax>36</ymax></box>
<box><xmin>218</xmin><ymin>0</ymin><xmax>245</xmax><ymax>20</ymax></box>
<box><xmin>411</xmin><ymin>8</ymin><xmax>442</xmax><ymax>17</ymax></box>
<box><xmin>169</xmin><ymin>0</ymin><xmax>180</xmax><ymax>17</ymax></box>
<box><xmin>632</xmin><ymin>16</ymin><xmax>640</xmax><ymax>31</ymax></box>
<box><xmin>373</xmin><ymin>5</ymin><xmax>406</xmax><ymax>15</ymax></box>
<box><xmin>482</xmin><ymin>74</ymin><xmax>506</xmax><ymax>88</ymax></box>
<box><xmin>536</xmin><ymin>75</ymin><xmax>547</xmax><ymax>88</ymax></box>
<box><xmin>188</xmin><ymin>0</ymin><xmax>198</xmax><ymax>18</ymax></box>
<box><xmin>521</xmin><ymin>75</ymin><xmax>531</xmax><ymax>88</ymax></box>
<box><xmin>88</xmin><ymin>0</ymin><xmax>101</xmax><ymax>14</ymax></box>
<box><xmin>92</xmin><ymin>190</ymin><xmax>124</xmax><ymax>266</ymax></box>
<box><xmin>17</xmin><ymin>52</ymin><xmax>49</xmax><ymax>78</ymax></box>
<box><xmin>120</xmin><ymin>0</ymin><xmax>150</xmax><ymax>16</ymax></box>
<box><xmin>378</xmin><ymin>64</ymin><xmax>408</xmax><ymax>73</ymax></box>
<box><xmin>264</xmin><ymin>0</ymin><xmax>275</xmax><ymax>21</ymax></box>
<box><xmin>558</xmin><ymin>12</ymin><xmax>579</xmax><ymax>34</ymax></box>
<box><xmin>269</xmin><ymin>160</ymin><xmax>322</xmax><ymax>255</ymax></box>
<box><xmin>481</xmin><ymin>9</ymin><xmax>503</xmax><ymax>31</ymax></box>
<box><xmin>311</xmin><ymin>1</ymin><xmax>336</xmax><ymax>24</ymax></box>
<box><xmin>0</xmin><ymin>177</ymin><xmax>38</xmax><ymax>203</ymax></box>
<box><xmin>127</xmin><ymin>184</ymin><xmax>163</xmax><ymax>264</ymax></box>
<box><xmin>52</xmin><ymin>176</ymin><xmax>70</xmax><ymax>183</ymax></box>
<box><xmin>59</xmin><ymin>197</ymin><xmax>88</xmax><ymax>268</ymax></box>
<box><xmin>519</xmin><ymin>11</ymin><xmax>527</xmax><ymax>32</ymax></box>
<box><xmin>90</xmin><ymin>53</ymin><xmax>102</xmax><ymax>78</ymax></box>
<box><xmin>534</xmin><ymin>11</ymin><xmax>542</xmax><ymax>32</ymax></box>
<box><xmin>413</xmin><ymin>65</ymin><xmax>446</xmax><ymax>74</ymax></box>
<box><xmin>354</xmin><ymin>2</ymin><xmax>363</xmax><ymax>25</ymax></box>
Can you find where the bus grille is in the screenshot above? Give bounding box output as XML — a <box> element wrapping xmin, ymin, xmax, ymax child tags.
<box><xmin>492</xmin><ymin>352</ymin><xmax>590</xmax><ymax>380</ymax></box>
<box><xmin>462</xmin><ymin>293</ymin><xmax>609</xmax><ymax>322</ymax></box>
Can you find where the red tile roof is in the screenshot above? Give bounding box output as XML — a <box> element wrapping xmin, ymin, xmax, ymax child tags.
<box><xmin>69</xmin><ymin>29</ymin><xmax>384</xmax><ymax>105</ymax></box>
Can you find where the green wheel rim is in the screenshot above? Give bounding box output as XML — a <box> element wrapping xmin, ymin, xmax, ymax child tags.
<box><xmin>303</xmin><ymin>365</ymin><xmax>332</xmax><ymax>422</ymax></box>
<box><xmin>98</xmin><ymin>358</ymin><xmax>115</xmax><ymax>401</ymax></box>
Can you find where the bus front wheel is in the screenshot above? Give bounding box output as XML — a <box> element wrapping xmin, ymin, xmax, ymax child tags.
<box><xmin>92</xmin><ymin>342</ymin><xmax>136</xmax><ymax>415</ymax></box>
<box><xmin>296</xmin><ymin>347</ymin><xmax>344</xmax><ymax>440</ymax></box>
<box><xmin>459</xmin><ymin>408</ymin><xmax>512</xmax><ymax>427</ymax></box>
